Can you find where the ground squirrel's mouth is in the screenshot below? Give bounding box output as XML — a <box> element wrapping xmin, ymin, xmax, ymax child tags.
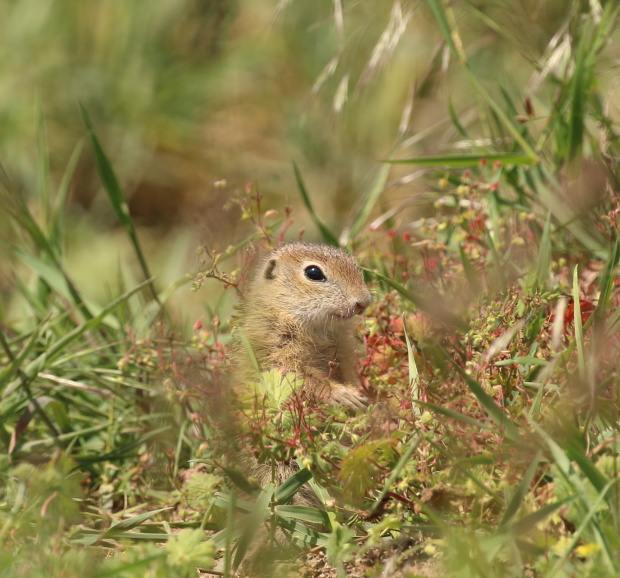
<box><xmin>330</xmin><ymin>310</ymin><xmax>357</xmax><ymax>321</ymax></box>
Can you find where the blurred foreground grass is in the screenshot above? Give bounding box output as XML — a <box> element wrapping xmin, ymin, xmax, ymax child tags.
<box><xmin>2</xmin><ymin>1</ymin><xmax>620</xmax><ymax>577</ymax></box>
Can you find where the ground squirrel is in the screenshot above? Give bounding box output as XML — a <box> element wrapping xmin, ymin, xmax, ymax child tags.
<box><xmin>228</xmin><ymin>242</ymin><xmax>371</xmax><ymax>561</ymax></box>
<box><xmin>235</xmin><ymin>242</ymin><xmax>371</xmax><ymax>409</ymax></box>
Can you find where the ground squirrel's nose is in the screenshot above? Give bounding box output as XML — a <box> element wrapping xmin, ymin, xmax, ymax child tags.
<box><xmin>354</xmin><ymin>297</ymin><xmax>371</xmax><ymax>315</ymax></box>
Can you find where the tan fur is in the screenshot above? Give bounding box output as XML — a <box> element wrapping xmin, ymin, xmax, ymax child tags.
<box><xmin>235</xmin><ymin>242</ymin><xmax>371</xmax><ymax>408</ymax></box>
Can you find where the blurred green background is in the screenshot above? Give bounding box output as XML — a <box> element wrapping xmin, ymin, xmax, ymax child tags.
<box><xmin>1</xmin><ymin>0</ymin><xmax>618</xmax><ymax>327</ymax></box>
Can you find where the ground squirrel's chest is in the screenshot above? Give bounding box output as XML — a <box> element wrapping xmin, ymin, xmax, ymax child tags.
<box><xmin>269</xmin><ymin>328</ymin><xmax>346</xmax><ymax>379</ymax></box>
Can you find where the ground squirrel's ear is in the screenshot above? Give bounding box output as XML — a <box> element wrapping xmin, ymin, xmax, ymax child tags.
<box><xmin>264</xmin><ymin>258</ymin><xmax>277</xmax><ymax>280</ymax></box>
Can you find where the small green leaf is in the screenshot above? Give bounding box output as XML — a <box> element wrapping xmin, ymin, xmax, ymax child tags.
<box><xmin>339</xmin><ymin>440</ymin><xmax>396</xmax><ymax>505</ymax></box>
<box><xmin>166</xmin><ymin>529</ymin><xmax>215</xmax><ymax>576</ymax></box>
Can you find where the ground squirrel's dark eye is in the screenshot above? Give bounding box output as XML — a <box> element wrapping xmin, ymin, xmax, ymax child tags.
<box><xmin>304</xmin><ymin>265</ymin><xmax>326</xmax><ymax>282</ymax></box>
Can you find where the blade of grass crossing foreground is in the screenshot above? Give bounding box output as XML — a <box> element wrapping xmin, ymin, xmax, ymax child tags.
<box><xmin>459</xmin><ymin>245</ymin><xmax>481</xmax><ymax>294</ymax></box>
<box><xmin>529</xmin><ymin>421</ymin><xmax>616</xmax><ymax>574</ymax></box>
<box><xmin>450</xmin><ymin>360</ymin><xmax>520</xmax><ymax>442</ymax></box>
<box><xmin>566</xmin><ymin>19</ymin><xmax>589</xmax><ymax>167</ymax></box>
<box><xmin>512</xmin><ymin>497</ymin><xmax>574</xmax><ymax>536</ymax></box>
<box><xmin>417</xmin><ymin>401</ymin><xmax>494</xmax><ymax>432</ymax></box>
<box><xmin>425</xmin><ymin>0</ymin><xmax>538</xmax><ymax>162</ymax></box>
<box><xmin>343</xmin><ymin>163</ymin><xmax>390</xmax><ymax>243</ymax></box>
<box><xmin>50</xmin><ymin>141</ymin><xmax>84</xmax><ymax>253</ymax></box>
<box><xmin>0</xmin><ymin>322</ymin><xmax>42</xmax><ymax>388</ymax></box>
<box><xmin>548</xmin><ymin>478</ymin><xmax>619</xmax><ymax>577</ymax></box>
<box><xmin>567</xmin><ymin>3</ymin><xmax>619</xmax><ymax>167</ymax></box>
<box><xmin>11</xmin><ymin>248</ymin><xmax>87</xmax><ymax>315</ymax></box>
<box><xmin>292</xmin><ymin>162</ymin><xmax>339</xmax><ymax>246</ymax></box>
<box><xmin>6</xmin><ymin>194</ymin><xmax>94</xmax><ymax>323</ymax></box>
<box><xmin>485</xmin><ymin>230</ymin><xmax>507</xmax><ymax>287</ymax></box>
<box><xmin>594</xmin><ymin>238</ymin><xmax>619</xmax><ymax>324</ymax></box>
<box><xmin>498</xmin><ymin>450</ymin><xmax>543</xmax><ymax>528</ymax></box>
<box><xmin>425</xmin><ymin>0</ymin><xmax>461</xmax><ymax>61</ymax></box>
<box><xmin>73</xmin><ymin>508</ymin><xmax>173</xmax><ymax>547</ymax></box>
<box><xmin>572</xmin><ymin>267</ymin><xmax>586</xmax><ymax>383</ymax></box>
<box><xmin>369</xmin><ymin>435</ymin><xmax>422</xmax><ymax>516</ymax></box>
<box><xmin>275</xmin><ymin>505</ymin><xmax>331</xmax><ymax>527</ymax></box>
<box><xmin>232</xmin><ymin>484</ymin><xmax>275</xmax><ymax>572</ymax></box>
<box><xmin>565</xmin><ymin>440</ymin><xmax>610</xmax><ymax>497</ymax></box>
<box><xmin>80</xmin><ymin>105</ymin><xmax>161</xmax><ymax>306</ymax></box>
<box><xmin>35</xmin><ymin>96</ymin><xmax>51</xmax><ymax>228</ymax></box>
<box><xmin>274</xmin><ymin>467</ymin><xmax>312</xmax><ymax>503</ymax></box>
<box><xmin>448</xmin><ymin>97</ymin><xmax>469</xmax><ymax>138</ymax></box>
<box><xmin>386</xmin><ymin>153</ymin><xmax>534</xmax><ymax>168</ymax></box>
<box><xmin>364</xmin><ymin>267</ymin><xmax>467</xmax><ymax>330</ymax></box>
<box><xmin>536</xmin><ymin>212</ymin><xmax>553</xmax><ymax>289</ymax></box>
<box><xmin>223</xmin><ymin>491</ymin><xmax>236</xmax><ymax>578</ymax></box>
<box><xmin>402</xmin><ymin>314</ymin><xmax>421</xmax><ymax>417</ymax></box>
<box><xmin>278</xmin><ymin>517</ymin><xmax>329</xmax><ymax>547</ymax></box>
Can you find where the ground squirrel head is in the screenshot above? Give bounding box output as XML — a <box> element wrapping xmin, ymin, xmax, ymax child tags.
<box><xmin>248</xmin><ymin>242</ymin><xmax>371</xmax><ymax>326</ymax></box>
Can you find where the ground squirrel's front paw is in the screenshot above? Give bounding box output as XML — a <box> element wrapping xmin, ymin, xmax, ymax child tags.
<box><xmin>330</xmin><ymin>383</ymin><xmax>367</xmax><ymax>410</ymax></box>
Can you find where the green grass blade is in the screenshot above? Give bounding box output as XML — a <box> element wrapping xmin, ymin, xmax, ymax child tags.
<box><xmin>292</xmin><ymin>161</ymin><xmax>339</xmax><ymax>246</ymax></box>
<box><xmin>369</xmin><ymin>435</ymin><xmax>422</xmax><ymax>516</ymax></box>
<box><xmin>594</xmin><ymin>237</ymin><xmax>619</xmax><ymax>323</ymax></box>
<box><xmin>494</xmin><ymin>357</ymin><xmax>549</xmax><ymax>367</ymax></box>
<box><xmin>275</xmin><ymin>504</ymin><xmax>331</xmax><ymax>526</ymax></box>
<box><xmin>565</xmin><ymin>441</ymin><xmax>609</xmax><ymax>496</ymax></box>
<box><xmin>572</xmin><ymin>266</ymin><xmax>586</xmax><ymax>383</ymax></box>
<box><xmin>498</xmin><ymin>451</ymin><xmax>542</xmax><ymax>528</ymax></box>
<box><xmin>343</xmin><ymin>163</ymin><xmax>390</xmax><ymax>242</ymax></box>
<box><xmin>448</xmin><ymin>98</ymin><xmax>469</xmax><ymax>138</ymax></box>
<box><xmin>425</xmin><ymin>0</ymin><xmax>537</xmax><ymax>161</ymax></box>
<box><xmin>535</xmin><ymin>212</ymin><xmax>552</xmax><ymax>289</ymax></box>
<box><xmin>386</xmin><ymin>153</ymin><xmax>535</xmax><ymax>168</ymax></box>
<box><xmin>3</xmin><ymin>279</ymin><xmax>154</xmax><ymax>399</ymax></box>
<box><xmin>80</xmin><ymin>105</ymin><xmax>161</xmax><ymax>305</ymax></box>
<box><xmin>364</xmin><ymin>267</ymin><xmax>467</xmax><ymax>330</ymax></box>
<box><xmin>0</xmin><ymin>324</ymin><xmax>42</xmax><ymax>388</ymax></box>
<box><xmin>402</xmin><ymin>314</ymin><xmax>420</xmax><ymax>417</ymax></box>
<box><xmin>449</xmin><ymin>359</ymin><xmax>521</xmax><ymax>442</ymax></box>
<box><xmin>232</xmin><ymin>484</ymin><xmax>275</xmax><ymax>571</ymax></box>
<box><xmin>35</xmin><ymin>96</ymin><xmax>51</xmax><ymax>229</ymax></box>
<box><xmin>102</xmin><ymin>508</ymin><xmax>172</xmax><ymax>539</ymax></box>
<box><xmin>10</xmin><ymin>247</ymin><xmax>91</xmax><ymax>319</ymax></box>
<box><xmin>459</xmin><ymin>245</ymin><xmax>481</xmax><ymax>294</ymax></box>
<box><xmin>512</xmin><ymin>497</ymin><xmax>574</xmax><ymax>535</ymax></box>
<box><xmin>548</xmin><ymin>478</ymin><xmax>619</xmax><ymax>577</ymax></box>
<box><xmin>274</xmin><ymin>467</ymin><xmax>312</xmax><ymax>504</ymax></box>
<box><xmin>567</xmin><ymin>24</ymin><xmax>588</xmax><ymax>166</ymax></box>
<box><xmin>566</xmin><ymin>4</ymin><xmax>619</xmax><ymax>167</ymax></box>
<box><xmin>3</xmin><ymin>197</ymin><xmax>94</xmax><ymax>322</ymax></box>
<box><xmin>278</xmin><ymin>517</ymin><xmax>329</xmax><ymax>547</ymax></box>
<box><xmin>425</xmin><ymin>0</ymin><xmax>461</xmax><ymax>61</ymax></box>
<box><xmin>416</xmin><ymin>401</ymin><xmax>494</xmax><ymax>432</ymax></box>
<box><xmin>50</xmin><ymin>140</ymin><xmax>84</xmax><ymax>253</ymax></box>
